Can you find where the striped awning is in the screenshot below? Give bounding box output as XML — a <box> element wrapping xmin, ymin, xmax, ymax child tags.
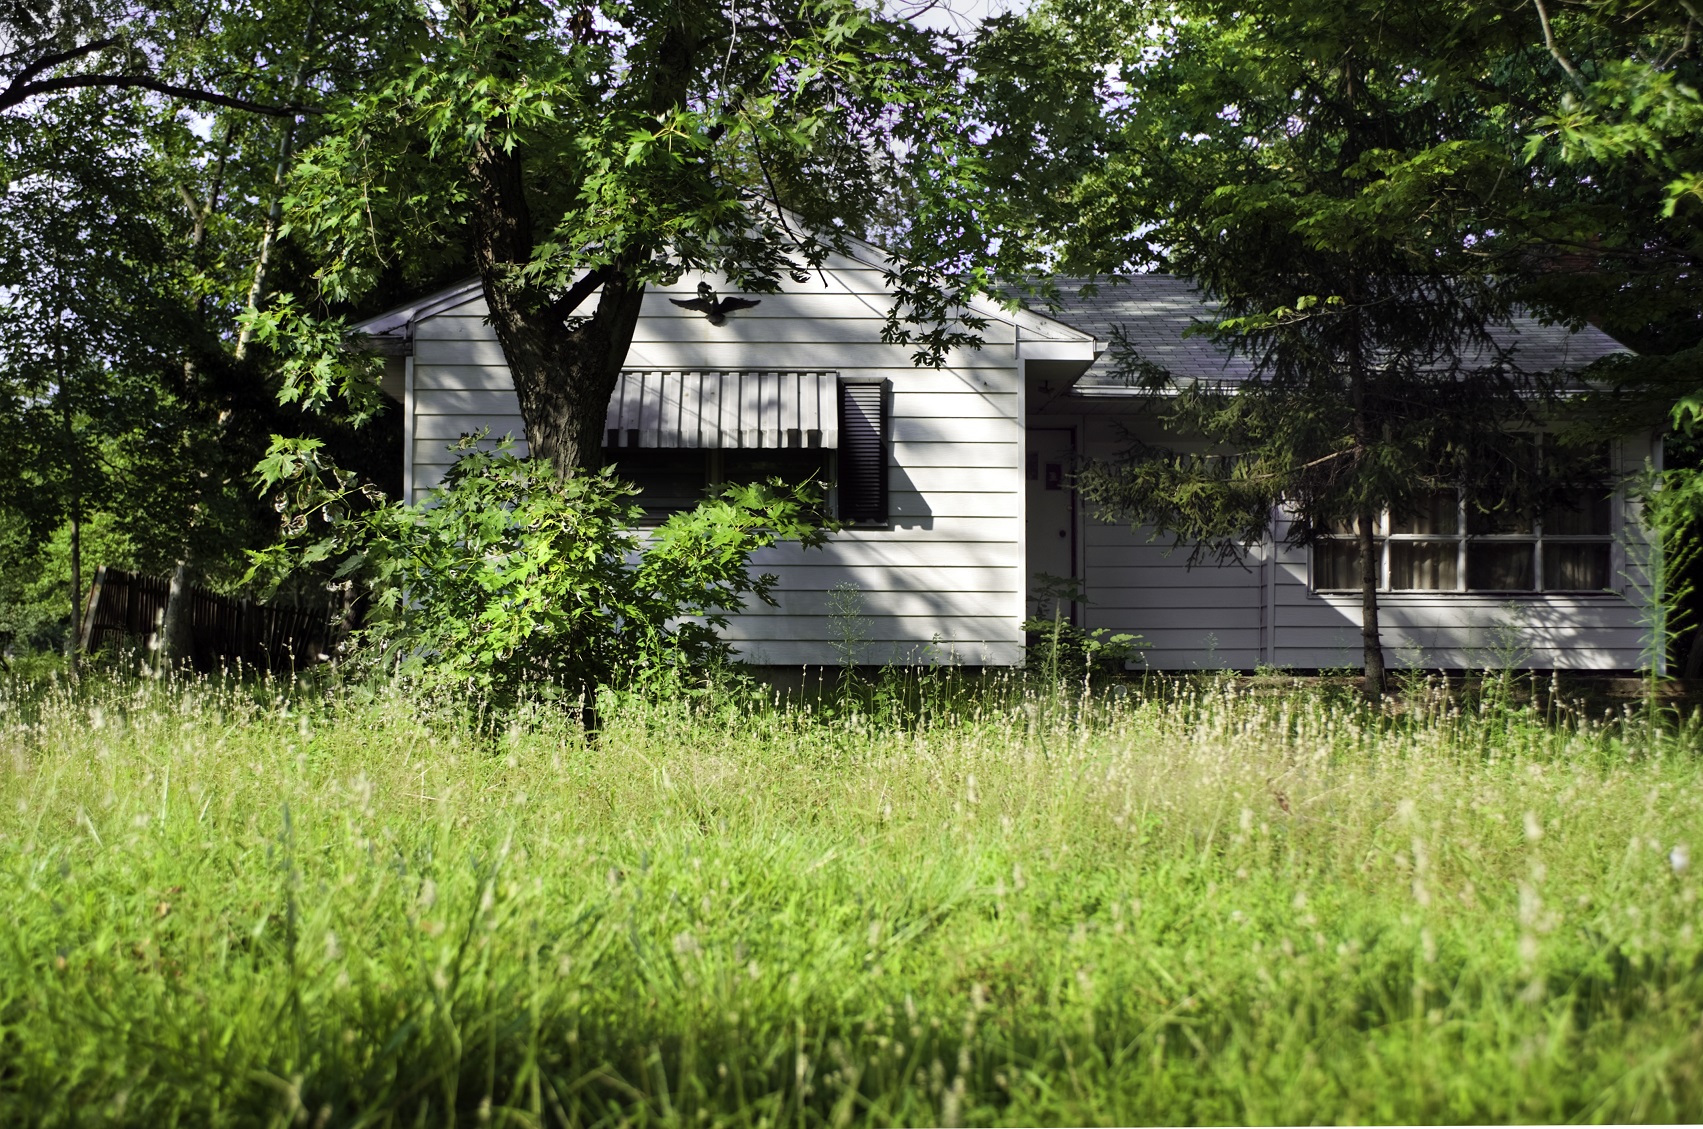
<box><xmin>604</xmin><ymin>370</ymin><xmax>839</xmax><ymax>449</ymax></box>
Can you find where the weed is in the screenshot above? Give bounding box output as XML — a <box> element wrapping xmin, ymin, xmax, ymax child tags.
<box><xmin>0</xmin><ymin>671</ymin><xmax>1700</xmax><ymax>1125</ymax></box>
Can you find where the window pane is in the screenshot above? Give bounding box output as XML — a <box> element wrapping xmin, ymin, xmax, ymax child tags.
<box><xmin>1468</xmin><ymin>505</ymin><xmax>1533</xmax><ymax>535</ymax></box>
<box><xmin>1314</xmin><ymin>540</ymin><xmax>1365</xmax><ymax>590</ymax></box>
<box><xmin>1467</xmin><ymin>544</ymin><xmax>1535</xmax><ymax>590</ymax></box>
<box><xmin>1547</xmin><ymin>439</ymin><xmax>1610</xmax><ymax>479</ymax></box>
<box><xmin>723</xmin><ymin>449</ymin><xmax>829</xmax><ymax>486</ymax></box>
<box><xmin>1543</xmin><ymin>493</ymin><xmax>1611</xmax><ymax>536</ymax></box>
<box><xmin>605</xmin><ymin>450</ymin><xmax>708</xmax><ymax>517</ymax></box>
<box><xmin>1390</xmin><ymin>541</ymin><xmax>1457</xmax><ymax>590</ymax></box>
<box><xmin>1544</xmin><ymin>542</ymin><xmax>1611</xmax><ymax>590</ymax></box>
<box><xmin>1392</xmin><ymin>492</ymin><xmax>1458</xmax><ymax>535</ymax></box>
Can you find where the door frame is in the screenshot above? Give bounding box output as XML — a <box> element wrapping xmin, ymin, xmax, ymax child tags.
<box><xmin>1026</xmin><ymin>425</ymin><xmax>1081</xmax><ymax>627</ymax></box>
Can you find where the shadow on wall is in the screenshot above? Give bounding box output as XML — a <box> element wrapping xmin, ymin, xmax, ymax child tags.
<box><xmin>883</xmin><ymin>463</ymin><xmax>935</xmax><ymax>531</ymax></box>
<box><xmin>1308</xmin><ymin>596</ymin><xmax>1645</xmax><ymax>671</ymax></box>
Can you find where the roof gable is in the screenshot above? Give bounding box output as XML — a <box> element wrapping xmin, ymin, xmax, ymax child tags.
<box><xmin>349</xmin><ymin>239</ymin><xmax>1096</xmax><ymax>350</ymax></box>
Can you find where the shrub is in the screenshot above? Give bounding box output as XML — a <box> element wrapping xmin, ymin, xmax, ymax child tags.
<box><xmin>249</xmin><ymin>437</ymin><xmax>828</xmax><ymax>710</ymax></box>
<box><xmin>1022</xmin><ymin>613</ymin><xmax>1146</xmax><ymax>681</ymax></box>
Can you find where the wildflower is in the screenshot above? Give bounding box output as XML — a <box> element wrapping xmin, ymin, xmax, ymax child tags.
<box><xmin>1672</xmin><ymin>844</ymin><xmax>1691</xmax><ymax>874</ymax></box>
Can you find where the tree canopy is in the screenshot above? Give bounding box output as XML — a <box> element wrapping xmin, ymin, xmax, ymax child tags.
<box><xmin>940</xmin><ymin>0</ymin><xmax>1696</xmax><ymax>694</ymax></box>
<box><xmin>262</xmin><ymin>0</ymin><xmax>979</xmax><ymax>478</ymax></box>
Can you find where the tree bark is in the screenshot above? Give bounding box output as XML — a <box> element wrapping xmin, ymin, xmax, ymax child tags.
<box><xmin>49</xmin><ymin>292</ymin><xmax>82</xmax><ymax>662</ymax></box>
<box><xmin>61</xmin><ymin>359</ymin><xmax>81</xmax><ymax>661</ymax></box>
<box><xmin>466</xmin><ymin>137</ymin><xmax>649</xmax><ymax>478</ymax></box>
<box><xmin>1358</xmin><ymin>510</ymin><xmax>1385</xmax><ymax>702</ymax></box>
<box><xmin>161</xmin><ymin>121</ymin><xmax>239</xmax><ymax>668</ymax></box>
<box><xmin>1347</xmin><ymin>268</ymin><xmax>1385</xmax><ymax>703</ymax></box>
<box><xmin>159</xmin><ymin>561</ymin><xmax>195</xmax><ymax>670</ymax></box>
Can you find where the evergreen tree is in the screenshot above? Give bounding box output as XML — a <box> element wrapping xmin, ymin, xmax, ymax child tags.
<box><xmin>976</xmin><ymin>0</ymin><xmax>1614</xmax><ymax>698</ymax></box>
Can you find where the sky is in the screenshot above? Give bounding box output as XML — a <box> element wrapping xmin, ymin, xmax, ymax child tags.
<box><xmin>895</xmin><ymin>0</ymin><xmax>1029</xmax><ymax>36</ymax></box>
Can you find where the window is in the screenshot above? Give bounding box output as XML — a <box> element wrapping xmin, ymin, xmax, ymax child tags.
<box><xmin>837</xmin><ymin>380</ymin><xmax>889</xmax><ymax>525</ymax></box>
<box><xmin>598</xmin><ymin>371</ymin><xmax>885</xmax><ymax>526</ymax></box>
<box><xmin>603</xmin><ymin>449</ymin><xmax>711</xmax><ymax>523</ymax></box>
<box><xmin>1313</xmin><ymin>446</ymin><xmax>1614</xmax><ymax>593</ymax></box>
<box><xmin>602</xmin><ymin>447</ymin><xmax>835</xmax><ymax>524</ymax></box>
<box><xmin>723</xmin><ymin>448</ymin><xmax>830</xmax><ymax>489</ymax></box>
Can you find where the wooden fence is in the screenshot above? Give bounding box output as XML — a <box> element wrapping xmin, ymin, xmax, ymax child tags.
<box><xmin>78</xmin><ymin>567</ymin><xmax>345</xmax><ymax>673</ymax></box>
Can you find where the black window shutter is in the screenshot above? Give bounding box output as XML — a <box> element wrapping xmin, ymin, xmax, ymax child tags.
<box><xmin>837</xmin><ymin>381</ymin><xmax>888</xmax><ymax>524</ymax></box>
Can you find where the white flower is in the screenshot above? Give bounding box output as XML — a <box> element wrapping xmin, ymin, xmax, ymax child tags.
<box><xmin>1523</xmin><ymin>811</ymin><xmax>1543</xmax><ymax>842</ymax></box>
<box><xmin>1671</xmin><ymin>844</ymin><xmax>1690</xmax><ymax>874</ymax></box>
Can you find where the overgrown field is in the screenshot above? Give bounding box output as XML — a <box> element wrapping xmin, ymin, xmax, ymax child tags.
<box><xmin>2</xmin><ymin>672</ymin><xmax>1700</xmax><ymax>1126</ymax></box>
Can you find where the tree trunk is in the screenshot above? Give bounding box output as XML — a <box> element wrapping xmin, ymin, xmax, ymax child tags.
<box><xmin>1346</xmin><ymin>267</ymin><xmax>1384</xmax><ymax>702</ymax></box>
<box><xmin>235</xmin><ymin>7</ymin><xmax>317</xmax><ymax>361</ymax></box>
<box><xmin>1358</xmin><ymin>510</ymin><xmax>1385</xmax><ymax>702</ymax></box>
<box><xmin>160</xmin><ymin>123</ymin><xmax>241</xmax><ymax>666</ymax></box>
<box><xmin>55</xmin><ymin>313</ymin><xmax>81</xmax><ymax>661</ymax></box>
<box><xmin>158</xmin><ymin>559</ymin><xmax>196</xmax><ymax>669</ymax></box>
<box><xmin>468</xmin><ymin>129</ymin><xmax>646</xmax><ymax>478</ymax></box>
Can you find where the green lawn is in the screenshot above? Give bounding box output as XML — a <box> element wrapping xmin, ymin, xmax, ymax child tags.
<box><xmin>2</xmin><ymin>671</ymin><xmax>1700</xmax><ymax>1126</ymax></box>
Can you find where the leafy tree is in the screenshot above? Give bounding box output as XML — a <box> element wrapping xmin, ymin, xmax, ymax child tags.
<box><xmin>1506</xmin><ymin>3</ymin><xmax>1703</xmax><ymax>670</ymax></box>
<box><xmin>1511</xmin><ymin>0</ymin><xmax>1702</xmax><ymax>356</ymax></box>
<box><xmin>265</xmin><ymin>0</ymin><xmax>979</xmax><ymax>478</ymax></box>
<box><xmin>0</xmin><ymin>0</ymin><xmax>421</xmax><ymax>657</ymax></box>
<box><xmin>0</xmin><ymin>93</ymin><xmax>212</xmax><ymax>647</ymax></box>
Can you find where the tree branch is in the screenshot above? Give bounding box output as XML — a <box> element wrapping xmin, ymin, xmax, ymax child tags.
<box><xmin>0</xmin><ymin>72</ymin><xmax>317</xmax><ymax>116</ymax></box>
<box><xmin>1532</xmin><ymin>0</ymin><xmax>1588</xmax><ymax>93</ymax></box>
<box><xmin>5</xmin><ymin>36</ymin><xmax>122</xmax><ymax>91</ymax></box>
<box><xmin>546</xmin><ymin>264</ymin><xmax>614</xmax><ymax>322</ymax></box>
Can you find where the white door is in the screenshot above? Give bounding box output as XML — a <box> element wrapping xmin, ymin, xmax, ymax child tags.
<box><xmin>1025</xmin><ymin>427</ymin><xmax>1079</xmax><ymax>625</ymax></box>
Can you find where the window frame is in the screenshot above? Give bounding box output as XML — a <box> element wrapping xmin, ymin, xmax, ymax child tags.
<box><xmin>1310</xmin><ymin>445</ymin><xmax>1618</xmax><ymax>596</ymax></box>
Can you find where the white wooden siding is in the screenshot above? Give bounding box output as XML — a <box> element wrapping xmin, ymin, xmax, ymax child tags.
<box><xmin>407</xmin><ymin>262</ymin><xmax>1026</xmax><ymax>666</ymax></box>
<box><xmin>1079</xmin><ymin>515</ymin><xmax>1266</xmax><ymax>669</ymax></box>
<box><xmin>1066</xmin><ymin>407</ymin><xmax>1655</xmax><ymax>672</ymax></box>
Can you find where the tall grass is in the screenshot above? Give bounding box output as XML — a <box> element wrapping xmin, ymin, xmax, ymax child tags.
<box><xmin>1</xmin><ymin>669</ymin><xmax>1700</xmax><ymax>1126</ymax></box>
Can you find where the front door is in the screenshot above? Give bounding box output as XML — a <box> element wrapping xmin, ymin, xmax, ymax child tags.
<box><xmin>1025</xmin><ymin>427</ymin><xmax>1079</xmax><ymax>625</ymax></box>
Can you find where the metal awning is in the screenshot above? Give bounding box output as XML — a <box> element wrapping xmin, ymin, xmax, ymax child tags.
<box><xmin>604</xmin><ymin>370</ymin><xmax>839</xmax><ymax>449</ymax></box>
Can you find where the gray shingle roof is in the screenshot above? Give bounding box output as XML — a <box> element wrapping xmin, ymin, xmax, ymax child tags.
<box><xmin>1033</xmin><ymin>275</ymin><xmax>1631</xmax><ymax>389</ymax></box>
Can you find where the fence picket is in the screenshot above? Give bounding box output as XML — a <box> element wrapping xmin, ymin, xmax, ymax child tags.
<box><xmin>79</xmin><ymin>568</ymin><xmax>345</xmax><ymax>673</ymax></box>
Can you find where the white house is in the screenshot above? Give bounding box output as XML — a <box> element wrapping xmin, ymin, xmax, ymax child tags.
<box><xmin>355</xmin><ymin>240</ymin><xmax>1656</xmax><ymax>672</ymax></box>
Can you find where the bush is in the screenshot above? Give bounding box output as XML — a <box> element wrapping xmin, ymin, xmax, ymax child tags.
<box><xmin>249</xmin><ymin>437</ymin><xmax>828</xmax><ymax>710</ymax></box>
<box><xmin>1022</xmin><ymin>613</ymin><xmax>1146</xmax><ymax>681</ymax></box>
